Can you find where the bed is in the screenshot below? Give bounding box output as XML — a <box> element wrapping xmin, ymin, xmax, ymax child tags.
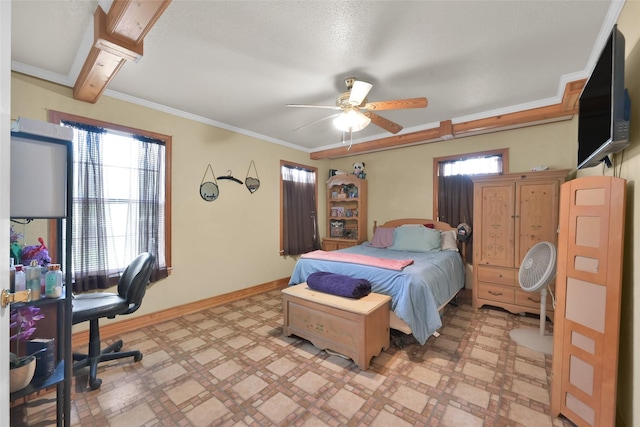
<box><xmin>289</xmin><ymin>218</ymin><xmax>465</xmax><ymax>345</ymax></box>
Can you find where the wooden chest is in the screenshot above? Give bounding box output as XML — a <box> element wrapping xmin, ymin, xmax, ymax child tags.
<box><xmin>282</xmin><ymin>283</ymin><xmax>390</xmax><ymax>370</ymax></box>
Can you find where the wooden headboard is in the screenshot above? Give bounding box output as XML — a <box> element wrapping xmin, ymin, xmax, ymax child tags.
<box><xmin>373</xmin><ymin>218</ymin><xmax>456</xmax><ymax>232</ymax></box>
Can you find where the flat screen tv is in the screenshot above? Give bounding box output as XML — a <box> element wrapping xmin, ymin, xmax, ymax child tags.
<box><xmin>577</xmin><ymin>24</ymin><xmax>631</xmax><ymax>169</ymax></box>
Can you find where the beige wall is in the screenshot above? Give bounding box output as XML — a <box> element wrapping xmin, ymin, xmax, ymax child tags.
<box><xmin>576</xmin><ymin>3</ymin><xmax>639</xmax><ymax>426</ymax></box>
<box><xmin>13</xmin><ymin>72</ymin><xmax>578</xmax><ymax>306</ymax></box>
<box><xmin>10</xmin><ymin>72</ymin><xmax>325</xmax><ymax>321</ymax></box>
<box><xmin>11</xmin><ymin>2</ymin><xmax>640</xmax><ymax>420</ymax></box>
<box><xmin>329</xmin><ymin>120</ymin><xmax>576</xmax><ymax>232</ymax></box>
<box><xmin>327</xmin><ymin>120</ymin><xmax>577</xmax><ymax>291</ymax></box>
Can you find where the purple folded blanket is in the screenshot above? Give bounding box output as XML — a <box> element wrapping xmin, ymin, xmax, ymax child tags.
<box><xmin>306</xmin><ymin>271</ymin><xmax>372</xmax><ymax>299</ymax></box>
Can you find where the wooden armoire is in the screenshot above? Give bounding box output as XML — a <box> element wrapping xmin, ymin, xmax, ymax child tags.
<box><xmin>472</xmin><ymin>170</ymin><xmax>569</xmax><ymax>318</ymax></box>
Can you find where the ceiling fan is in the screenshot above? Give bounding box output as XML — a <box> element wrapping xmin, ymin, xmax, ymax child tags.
<box><xmin>287</xmin><ymin>77</ymin><xmax>428</xmax><ymax>135</ymax></box>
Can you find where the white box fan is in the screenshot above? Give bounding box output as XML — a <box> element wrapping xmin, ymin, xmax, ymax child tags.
<box><xmin>509</xmin><ymin>241</ymin><xmax>557</xmax><ymax>355</ymax></box>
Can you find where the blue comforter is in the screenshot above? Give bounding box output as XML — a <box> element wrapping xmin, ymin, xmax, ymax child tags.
<box><xmin>289</xmin><ymin>243</ymin><xmax>465</xmax><ymax>344</ymax></box>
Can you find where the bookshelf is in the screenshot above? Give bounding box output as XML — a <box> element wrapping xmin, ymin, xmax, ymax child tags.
<box><xmin>323</xmin><ymin>174</ymin><xmax>367</xmax><ymax>251</ymax></box>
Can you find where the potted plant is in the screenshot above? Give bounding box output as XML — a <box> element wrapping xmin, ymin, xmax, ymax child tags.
<box><xmin>10</xmin><ymin>225</ymin><xmax>22</xmax><ymax>265</ymax></box>
<box><xmin>9</xmin><ymin>306</ymin><xmax>45</xmax><ymax>393</ymax></box>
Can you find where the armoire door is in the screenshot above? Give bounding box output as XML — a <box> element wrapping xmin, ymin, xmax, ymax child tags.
<box><xmin>474</xmin><ymin>182</ymin><xmax>515</xmax><ymax>268</ymax></box>
<box><xmin>515</xmin><ymin>180</ymin><xmax>560</xmax><ymax>268</ymax></box>
<box><xmin>551</xmin><ymin>176</ymin><xmax>626</xmax><ymax>427</ymax></box>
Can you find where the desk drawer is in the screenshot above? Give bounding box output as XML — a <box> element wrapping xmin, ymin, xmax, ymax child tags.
<box><xmin>477</xmin><ymin>265</ymin><xmax>516</xmax><ymax>286</ymax></box>
<box><xmin>477</xmin><ymin>283</ymin><xmax>515</xmax><ymax>304</ymax></box>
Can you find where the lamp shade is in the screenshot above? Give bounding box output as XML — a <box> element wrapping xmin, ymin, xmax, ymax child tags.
<box><xmin>10</xmin><ymin>132</ymin><xmax>71</xmax><ymax>219</ymax></box>
<box><xmin>333</xmin><ymin>109</ymin><xmax>371</xmax><ymax>132</ymax></box>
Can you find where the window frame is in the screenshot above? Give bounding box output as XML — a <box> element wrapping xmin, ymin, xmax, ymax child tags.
<box><xmin>432</xmin><ymin>148</ymin><xmax>508</xmax><ymax>220</ymax></box>
<box><xmin>47</xmin><ymin>110</ymin><xmax>172</xmax><ymax>272</ymax></box>
<box><xmin>279</xmin><ymin>160</ymin><xmax>319</xmax><ymax>256</ymax></box>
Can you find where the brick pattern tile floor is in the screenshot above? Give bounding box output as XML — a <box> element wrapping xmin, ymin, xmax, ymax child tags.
<box><xmin>10</xmin><ymin>289</ymin><xmax>575</xmax><ymax>426</ymax></box>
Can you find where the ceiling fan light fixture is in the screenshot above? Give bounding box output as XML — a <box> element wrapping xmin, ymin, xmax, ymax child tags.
<box><xmin>288</xmin><ymin>77</ymin><xmax>426</xmax><ymax>136</ymax></box>
<box><xmin>333</xmin><ymin>109</ymin><xmax>371</xmax><ymax>132</ymax></box>
<box><xmin>348</xmin><ymin>80</ymin><xmax>373</xmax><ymax>106</ymax></box>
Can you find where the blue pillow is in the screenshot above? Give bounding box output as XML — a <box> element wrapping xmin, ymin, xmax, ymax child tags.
<box><xmin>390</xmin><ymin>224</ymin><xmax>442</xmax><ymax>252</ymax></box>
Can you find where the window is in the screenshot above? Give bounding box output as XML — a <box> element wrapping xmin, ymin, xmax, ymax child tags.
<box><xmin>280</xmin><ymin>161</ymin><xmax>321</xmax><ymax>255</ymax></box>
<box><xmin>439</xmin><ymin>155</ymin><xmax>503</xmax><ymax>177</ymax></box>
<box><xmin>433</xmin><ymin>149</ymin><xmax>507</xmax><ymax>263</ymax></box>
<box><xmin>49</xmin><ymin>111</ymin><xmax>170</xmax><ymax>292</ymax></box>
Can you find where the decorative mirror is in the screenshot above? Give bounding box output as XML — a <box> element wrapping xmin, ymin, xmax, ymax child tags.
<box><xmin>200</xmin><ymin>164</ymin><xmax>219</xmax><ymax>201</ymax></box>
<box><xmin>200</xmin><ymin>181</ymin><xmax>219</xmax><ymax>201</ymax></box>
<box><xmin>245</xmin><ymin>177</ymin><xmax>260</xmax><ymax>193</ymax></box>
<box><xmin>245</xmin><ymin>160</ymin><xmax>260</xmax><ymax>194</ymax></box>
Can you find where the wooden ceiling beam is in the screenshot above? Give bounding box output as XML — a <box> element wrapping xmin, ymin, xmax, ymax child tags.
<box><xmin>310</xmin><ymin>79</ymin><xmax>586</xmax><ymax>160</ymax></box>
<box><xmin>73</xmin><ymin>0</ymin><xmax>172</xmax><ymax>104</ymax></box>
<box><xmin>562</xmin><ymin>78</ymin><xmax>587</xmax><ymax>111</ymax></box>
<box><xmin>310</xmin><ymin>127</ymin><xmax>443</xmax><ymax>160</ymax></box>
<box><xmin>72</xmin><ymin>43</ymin><xmax>128</xmax><ymax>104</ymax></box>
<box><xmin>452</xmin><ymin>101</ymin><xmax>575</xmax><ymax>136</ymax></box>
<box><xmin>107</xmin><ymin>0</ymin><xmax>172</xmax><ymax>44</ymax></box>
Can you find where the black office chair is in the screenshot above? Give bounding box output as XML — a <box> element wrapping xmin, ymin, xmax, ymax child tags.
<box><xmin>72</xmin><ymin>252</ymin><xmax>155</xmax><ymax>390</ymax></box>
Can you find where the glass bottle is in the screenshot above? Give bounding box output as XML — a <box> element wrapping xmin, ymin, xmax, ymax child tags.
<box><xmin>45</xmin><ymin>264</ymin><xmax>63</xmax><ymax>298</ymax></box>
<box><xmin>14</xmin><ymin>264</ymin><xmax>26</xmax><ymax>292</ymax></box>
<box><xmin>25</xmin><ymin>259</ymin><xmax>41</xmax><ymax>300</ymax></box>
<box><xmin>9</xmin><ymin>258</ymin><xmax>15</xmax><ymax>292</ymax></box>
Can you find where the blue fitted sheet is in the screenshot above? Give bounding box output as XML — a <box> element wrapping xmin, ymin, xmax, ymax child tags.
<box><xmin>289</xmin><ymin>243</ymin><xmax>465</xmax><ymax>344</ymax></box>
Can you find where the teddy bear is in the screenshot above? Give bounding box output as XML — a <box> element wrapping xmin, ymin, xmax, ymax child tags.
<box><xmin>353</xmin><ymin>162</ymin><xmax>366</xmax><ymax>179</ymax></box>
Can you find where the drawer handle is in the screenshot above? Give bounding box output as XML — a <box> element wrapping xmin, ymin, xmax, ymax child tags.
<box><xmin>488</xmin><ymin>291</ymin><xmax>503</xmax><ymax>296</ymax></box>
<box><xmin>528</xmin><ymin>297</ymin><xmax>541</xmax><ymax>303</ymax></box>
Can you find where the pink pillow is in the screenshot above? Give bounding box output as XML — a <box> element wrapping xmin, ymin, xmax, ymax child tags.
<box><xmin>370</xmin><ymin>227</ymin><xmax>395</xmax><ymax>248</ymax></box>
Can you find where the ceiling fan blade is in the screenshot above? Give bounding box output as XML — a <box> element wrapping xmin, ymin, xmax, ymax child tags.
<box><xmin>364</xmin><ymin>97</ymin><xmax>428</xmax><ymax>111</ymax></box>
<box><xmin>292</xmin><ymin>113</ymin><xmax>341</xmax><ymax>132</ymax></box>
<box><xmin>364</xmin><ymin>112</ymin><xmax>403</xmax><ymax>134</ymax></box>
<box><xmin>287</xmin><ymin>104</ymin><xmax>340</xmax><ymax>110</ymax></box>
<box><xmin>349</xmin><ymin>80</ymin><xmax>373</xmax><ymax>106</ymax></box>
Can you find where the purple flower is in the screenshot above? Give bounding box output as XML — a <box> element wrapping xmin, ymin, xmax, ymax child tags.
<box><xmin>10</xmin><ymin>306</ymin><xmax>44</xmax><ymax>342</ymax></box>
<box><xmin>10</xmin><ymin>306</ymin><xmax>45</xmax><ymax>366</ymax></box>
<box><xmin>9</xmin><ymin>225</ymin><xmax>23</xmax><ymax>264</ymax></box>
<box><xmin>10</xmin><ymin>225</ymin><xmax>22</xmax><ymax>244</ymax></box>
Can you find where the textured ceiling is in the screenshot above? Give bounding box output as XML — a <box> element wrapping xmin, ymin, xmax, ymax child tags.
<box><xmin>10</xmin><ymin>0</ymin><xmax>623</xmax><ymax>153</ymax></box>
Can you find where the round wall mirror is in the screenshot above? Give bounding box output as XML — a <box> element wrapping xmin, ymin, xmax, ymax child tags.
<box><xmin>200</xmin><ymin>181</ymin><xmax>219</xmax><ymax>201</ymax></box>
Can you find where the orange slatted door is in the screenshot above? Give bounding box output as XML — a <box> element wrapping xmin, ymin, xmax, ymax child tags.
<box><xmin>551</xmin><ymin>176</ymin><xmax>626</xmax><ymax>427</ymax></box>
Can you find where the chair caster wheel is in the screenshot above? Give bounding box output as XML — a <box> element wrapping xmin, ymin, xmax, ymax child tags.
<box><xmin>89</xmin><ymin>378</ymin><xmax>102</xmax><ymax>390</ymax></box>
<box><xmin>134</xmin><ymin>353</ymin><xmax>143</xmax><ymax>362</ymax></box>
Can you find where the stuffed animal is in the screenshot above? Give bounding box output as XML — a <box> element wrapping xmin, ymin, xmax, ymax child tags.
<box><xmin>21</xmin><ymin>237</ymin><xmax>51</xmax><ymax>266</ymax></box>
<box><xmin>353</xmin><ymin>162</ymin><xmax>366</xmax><ymax>179</ymax></box>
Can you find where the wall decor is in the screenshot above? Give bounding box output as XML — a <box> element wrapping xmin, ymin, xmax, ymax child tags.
<box><xmin>217</xmin><ymin>170</ymin><xmax>243</xmax><ymax>185</ymax></box>
<box><xmin>200</xmin><ymin>164</ymin><xmax>219</xmax><ymax>201</ymax></box>
<box><xmin>245</xmin><ymin>160</ymin><xmax>260</xmax><ymax>194</ymax></box>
